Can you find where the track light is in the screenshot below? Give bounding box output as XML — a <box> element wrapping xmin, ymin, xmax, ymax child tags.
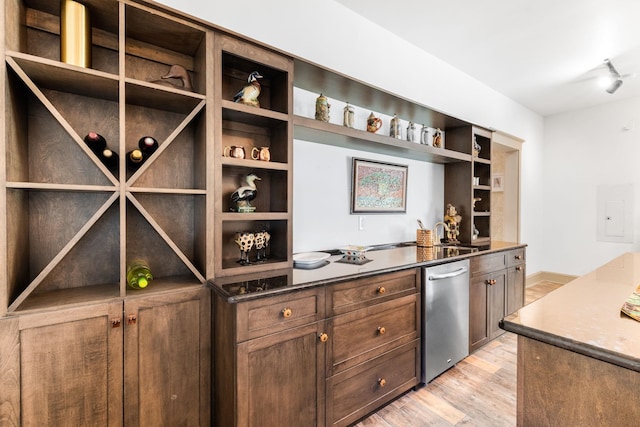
<box><xmin>604</xmin><ymin>58</ymin><xmax>623</xmax><ymax>94</ymax></box>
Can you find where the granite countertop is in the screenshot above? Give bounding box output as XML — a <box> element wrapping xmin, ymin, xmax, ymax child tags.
<box><xmin>210</xmin><ymin>241</ymin><xmax>525</xmax><ymax>302</ymax></box>
<box><xmin>501</xmin><ymin>252</ymin><xmax>640</xmax><ymax>372</ymax></box>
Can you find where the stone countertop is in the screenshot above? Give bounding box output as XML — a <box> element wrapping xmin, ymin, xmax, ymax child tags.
<box><xmin>210</xmin><ymin>241</ymin><xmax>525</xmax><ymax>303</ymax></box>
<box><xmin>501</xmin><ymin>252</ymin><xmax>640</xmax><ymax>372</ymax></box>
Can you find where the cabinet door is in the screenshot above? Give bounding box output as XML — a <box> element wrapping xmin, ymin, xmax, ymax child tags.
<box><xmin>0</xmin><ymin>302</ymin><xmax>124</xmax><ymax>427</ymax></box>
<box><xmin>507</xmin><ymin>264</ymin><xmax>526</xmax><ymax>315</ymax></box>
<box><xmin>236</xmin><ymin>322</ymin><xmax>326</xmax><ymax>427</ymax></box>
<box><xmin>469</xmin><ymin>273</ymin><xmax>489</xmax><ymax>352</ymax></box>
<box><xmin>124</xmin><ymin>287</ymin><xmax>211</xmax><ymax>427</ymax></box>
<box><xmin>487</xmin><ymin>270</ymin><xmax>507</xmax><ymax>341</ymax></box>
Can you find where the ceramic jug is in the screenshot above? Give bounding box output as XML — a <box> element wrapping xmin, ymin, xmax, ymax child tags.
<box><xmin>407</xmin><ymin>121</ymin><xmax>416</xmax><ymax>142</ymax></box>
<box><xmin>251</xmin><ymin>146</ymin><xmax>271</xmax><ymax>161</ymax></box>
<box><xmin>420</xmin><ymin>125</ymin><xmax>431</xmax><ymax>145</ymax></box>
<box><xmin>224</xmin><ymin>145</ymin><xmax>245</xmax><ymax>159</ymax></box>
<box><xmin>366</xmin><ymin>112</ymin><xmax>382</xmax><ymax>133</ymax></box>
<box><xmin>343</xmin><ymin>102</ymin><xmax>355</xmax><ymax>128</ymax></box>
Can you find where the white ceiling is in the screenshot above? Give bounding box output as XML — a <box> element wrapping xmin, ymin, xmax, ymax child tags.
<box><xmin>335</xmin><ymin>0</ymin><xmax>640</xmax><ymax>117</ymax></box>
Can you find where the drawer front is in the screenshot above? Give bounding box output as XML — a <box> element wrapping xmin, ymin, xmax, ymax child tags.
<box><xmin>327</xmin><ymin>269</ymin><xmax>419</xmax><ymax>316</ymax></box>
<box><xmin>470</xmin><ymin>252</ymin><xmax>507</xmax><ymax>275</ymax></box>
<box><xmin>507</xmin><ymin>247</ymin><xmax>526</xmax><ymax>267</ymax></box>
<box><xmin>328</xmin><ymin>294</ymin><xmax>419</xmax><ymax>375</ymax></box>
<box><xmin>236</xmin><ymin>288</ymin><xmax>325</xmax><ymax>342</ymax></box>
<box><xmin>326</xmin><ymin>340</ymin><xmax>420</xmax><ymax>427</ymax></box>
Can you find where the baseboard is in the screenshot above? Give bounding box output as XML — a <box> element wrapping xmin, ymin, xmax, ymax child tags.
<box><xmin>526</xmin><ymin>271</ymin><xmax>578</xmax><ymax>287</ymax></box>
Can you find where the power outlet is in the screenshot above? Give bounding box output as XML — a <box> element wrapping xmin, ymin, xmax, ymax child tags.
<box><xmin>358</xmin><ymin>216</ymin><xmax>366</xmax><ymax>230</ymax></box>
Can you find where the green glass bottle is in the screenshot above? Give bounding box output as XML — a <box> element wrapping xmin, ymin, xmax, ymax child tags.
<box><xmin>127</xmin><ymin>260</ymin><xmax>153</xmax><ymax>289</ymax></box>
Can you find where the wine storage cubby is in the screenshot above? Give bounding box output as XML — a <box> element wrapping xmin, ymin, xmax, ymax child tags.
<box><xmin>2</xmin><ymin>0</ymin><xmax>211</xmax><ymax>314</ymax></box>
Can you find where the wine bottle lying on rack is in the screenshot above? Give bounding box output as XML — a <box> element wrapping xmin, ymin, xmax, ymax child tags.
<box><xmin>126</xmin><ymin>149</ymin><xmax>144</xmax><ymax>171</ymax></box>
<box><xmin>100</xmin><ymin>148</ymin><xmax>119</xmax><ymax>172</ymax></box>
<box><xmin>138</xmin><ymin>136</ymin><xmax>159</xmax><ymax>157</ymax></box>
<box><xmin>127</xmin><ymin>260</ymin><xmax>153</xmax><ymax>289</ymax></box>
<box><xmin>84</xmin><ymin>132</ymin><xmax>107</xmax><ymax>154</ymax></box>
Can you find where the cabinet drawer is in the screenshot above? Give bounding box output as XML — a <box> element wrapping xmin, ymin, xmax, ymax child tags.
<box><xmin>470</xmin><ymin>252</ymin><xmax>507</xmax><ymax>275</ymax></box>
<box><xmin>326</xmin><ymin>340</ymin><xmax>420</xmax><ymax>427</ymax></box>
<box><xmin>327</xmin><ymin>269</ymin><xmax>419</xmax><ymax>316</ymax></box>
<box><xmin>328</xmin><ymin>294</ymin><xmax>419</xmax><ymax>375</ymax></box>
<box><xmin>507</xmin><ymin>248</ymin><xmax>526</xmax><ymax>267</ymax></box>
<box><xmin>236</xmin><ymin>288</ymin><xmax>325</xmax><ymax>342</ymax></box>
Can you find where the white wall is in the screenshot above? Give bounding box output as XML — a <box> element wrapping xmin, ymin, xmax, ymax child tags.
<box><xmin>543</xmin><ymin>97</ymin><xmax>640</xmax><ymax>275</ymax></box>
<box><xmin>157</xmin><ymin>0</ymin><xmax>546</xmax><ymax>274</ymax></box>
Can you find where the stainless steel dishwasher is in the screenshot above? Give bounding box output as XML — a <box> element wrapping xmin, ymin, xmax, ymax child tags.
<box><xmin>422</xmin><ymin>259</ymin><xmax>470</xmax><ymax>383</ymax></box>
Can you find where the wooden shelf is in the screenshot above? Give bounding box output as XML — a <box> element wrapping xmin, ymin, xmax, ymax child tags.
<box><xmin>294</xmin><ymin>115</ymin><xmax>471</xmax><ymax>163</ymax></box>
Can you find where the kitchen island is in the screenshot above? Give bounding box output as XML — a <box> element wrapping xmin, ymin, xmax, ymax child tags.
<box><xmin>501</xmin><ymin>252</ymin><xmax>640</xmax><ymax>426</ymax></box>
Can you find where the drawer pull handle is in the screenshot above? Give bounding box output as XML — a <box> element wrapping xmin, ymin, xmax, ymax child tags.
<box><xmin>485</xmin><ymin>279</ymin><xmax>496</xmax><ymax>286</ymax></box>
<box><xmin>127</xmin><ymin>315</ymin><xmax>137</xmax><ymax>325</ymax></box>
<box><xmin>515</xmin><ymin>255</ymin><xmax>523</xmax><ymax>260</ymax></box>
<box><xmin>281</xmin><ymin>308</ymin><xmax>293</xmax><ymax>318</ymax></box>
<box><xmin>111</xmin><ymin>318</ymin><xmax>121</xmax><ymax>328</ymax></box>
<box><xmin>377</xmin><ymin>286</ymin><xmax>386</xmax><ymax>295</ymax></box>
<box><xmin>378</xmin><ymin>378</ymin><xmax>386</xmax><ymax>387</ymax></box>
<box><xmin>318</xmin><ymin>333</ymin><xmax>329</xmax><ymax>343</ymax></box>
<box><xmin>377</xmin><ymin>326</ymin><xmax>386</xmax><ymax>335</ymax></box>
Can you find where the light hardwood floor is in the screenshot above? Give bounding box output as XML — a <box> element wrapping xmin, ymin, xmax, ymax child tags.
<box><xmin>354</xmin><ymin>281</ymin><xmax>564</xmax><ymax>427</ymax></box>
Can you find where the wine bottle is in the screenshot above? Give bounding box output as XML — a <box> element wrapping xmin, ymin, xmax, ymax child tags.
<box><xmin>138</xmin><ymin>136</ymin><xmax>159</xmax><ymax>157</ymax></box>
<box><xmin>83</xmin><ymin>132</ymin><xmax>107</xmax><ymax>153</ymax></box>
<box><xmin>127</xmin><ymin>260</ymin><xmax>153</xmax><ymax>289</ymax></box>
<box><xmin>126</xmin><ymin>149</ymin><xmax>144</xmax><ymax>171</ymax></box>
<box><xmin>100</xmin><ymin>148</ymin><xmax>119</xmax><ymax>172</ymax></box>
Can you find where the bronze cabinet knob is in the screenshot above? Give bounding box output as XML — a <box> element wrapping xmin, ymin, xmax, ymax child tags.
<box><xmin>318</xmin><ymin>333</ymin><xmax>329</xmax><ymax>343</ymax></box>
<box><xmin>281</xmin><ymin>308</ymin><xmax>292</xmax><ymax>318</ymax></box>
<box><xmin>378</xmin><ymin>378</ymin><xmax>386</xmax><ymax>387</ymax></box>
<box><xmin>377</xmin><ymin>286</ymin><xmax>386</xmax><ymax>295</ymax></box>
<box><xmin>377</xmin><ymin>326</ymin><xmax>386</xmax><ymax>335</ymax></box>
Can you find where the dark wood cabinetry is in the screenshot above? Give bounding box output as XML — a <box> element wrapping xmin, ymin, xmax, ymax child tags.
<box><xmin>469</xmin><ymin>248</ymin><xmax>526</xmax><ymax>353</ymax></box>
<box><xmin>0</xmin><ymin>287</ymin><xmax>211</xmax><ymax>426</ymax></box>
<box><xmin>213</xmin><ymin>268</ymin><xmax>421</xmax><ymax>427</ymax></box>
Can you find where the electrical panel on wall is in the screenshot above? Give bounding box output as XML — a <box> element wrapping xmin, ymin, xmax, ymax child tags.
<box><xmin>596</xmin><ymin>184</ymin><xmax>634</xmax><ymax>243</ymax></box>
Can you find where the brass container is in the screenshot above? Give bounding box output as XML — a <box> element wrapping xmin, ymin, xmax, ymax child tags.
<box><xmin>60</xmin><ymin>0</ymin><xmax>91</xmax><ymax>68</ymax></box>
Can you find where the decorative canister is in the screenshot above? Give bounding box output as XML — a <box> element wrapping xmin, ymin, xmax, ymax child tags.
<box><xmin>420</xmin><ymin>125</ymin><xmax>431</xmax><ymax>145</ymax></box>
<box><xmin>343</xmin><ymin>102</ymin><xmax>355</xmax><ymax>128</ymax></box>
<box><xmin>406</xmin><ymin>121</ymin><xmax>416</xmax><ymax>142</ymax></box>
<box><xmin>60</xmin><ymin>0</ymin><xmax>92</xmax><ymax>68</ymax></box>
<box><xmin>315</xmin><ymin>93</ymin><xmax>330</xmax><ymax>122</ymax></box>
<box><xmin>433</xmin><ymin>128</ymin><xmax>444</xmax><ymax>148</ymax></box>
<box><xmin>389</xmin><ymin>113</ymin><xmax>402</xmax><ymax>139</ymax></box>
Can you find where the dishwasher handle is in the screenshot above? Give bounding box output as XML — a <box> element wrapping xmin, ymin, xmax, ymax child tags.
<box><xmin>428</xmin><ymin>267</ymin><xmax>468</xmax><ymax>281</ymax></box>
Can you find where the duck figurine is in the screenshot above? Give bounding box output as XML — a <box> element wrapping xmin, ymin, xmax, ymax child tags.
<box><xmin>230</xmin><ymin>173</ymin><xmax>261</xmax><ymax>212</ymax></box>
<box><xmin>233</xmin><ymin>71</ymin><xmax>263</xmax><ymax>107</ymax></box>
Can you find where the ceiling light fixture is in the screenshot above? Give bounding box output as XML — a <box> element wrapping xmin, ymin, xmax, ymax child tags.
<box><xmin>604</xmin><ymin>58</ymin><xmax>623</xmax><ymax>94</ymax></box>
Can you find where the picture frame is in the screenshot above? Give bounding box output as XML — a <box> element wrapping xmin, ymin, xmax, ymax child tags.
<box><xmin>492</xmin><ymin>173</ymin><xmax>504</xmax><ymax>192</ymax></box>
<box><xmin>351</xmin><ymin>158</ymin><xmax>408</xmax><ymax>213</ymax></box>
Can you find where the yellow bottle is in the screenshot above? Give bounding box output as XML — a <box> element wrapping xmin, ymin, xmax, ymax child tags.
<box><xmin>127</xmin><ymin>260</ymin><xmax>153</xmax><ymax>289</ymax></box>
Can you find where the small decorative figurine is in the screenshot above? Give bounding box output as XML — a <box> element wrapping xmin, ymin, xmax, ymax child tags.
<box><xmin>472</xmin><ymin>224</ymin><xmax>480</xmax><ymax>240</ymax></box>
<box><xmin>234</xmin><ymin>232</ymin><xmax>255</xmax><ymax>265</ymax></box>
<box><xmin>444</xmin><ymin>203</ymin><xmax>462</xmax><ymax>243</ymax></box>
<box><xmin>473</xmin><ymin>136</ymin><xmax>481</xmax><ymax>157</ymax></box>
<box><xmin>251</xmin><ymin>146</ymin><xmax>271</xmax><ymax>161</ymax></box>
<box><xmin>160</xmin><ymin>64</ymin><xmax>193</xmax><ymax>91</ymax></box>
<box><xmin>315</xmin><ymin>93</ymin><xmax>330</xmax><ymax>122</ymax></box>
<box><xmin>223</xmin><ymin>145</ymin><xmax>245</xmax><ymax>159</ymax></box>
<box><xmin>389</xmin><ymin>113</ymin><xmax>402</xmax><ymax>139</ymax></box>
<box><xmin>254</xmin><ymin>230</ymin><xmax>271</xmax><ymax>261</ymax></box>
<box><xmin>233</xmin><ymin>71</ymin><xmax>263</xmax><ymax>107</ymax></box>
<box><xmin>230</xmin><ymin>173</ymin><xmax>261</xmax><ymax>212</ymax></box>
<box><xmin>473</xmin><ymin>197</ymin><xmax>482</xmax><ymax>210</ymax></box>
<box><xmin>343</xmin><ymin>102</ymin><xmax>355</xmax><ymax>128</ymax></box>
<box><xmin>420</xmin><ymin>125</ymin><xmax>431</xmax><ymax>145</ymax></box>
<box><xmin>433</xmin><ymin>128</ymin><xmax>443</xmax><ymax>148</ymax></box>
<box><xmin>406</xmin><ymin>121</ymin><xmax>416</xmax><ymax>142</ymax></box>
<box><xmin>366</xmin><ymin>112</ymin><xmax>382</xmax><ymax>133</ymax></box>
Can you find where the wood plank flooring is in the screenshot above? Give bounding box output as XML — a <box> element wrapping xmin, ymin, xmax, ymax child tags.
<box><xmin>353</xmin><ymin>281</ymin><xmax>564</xmax><ymax>427</ymax></box>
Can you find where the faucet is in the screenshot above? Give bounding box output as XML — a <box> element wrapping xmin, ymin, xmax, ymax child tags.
<box><xmin>432</xmin><ymin>221</ymin><xmax>450</xmax><ymax>245</ymax></box>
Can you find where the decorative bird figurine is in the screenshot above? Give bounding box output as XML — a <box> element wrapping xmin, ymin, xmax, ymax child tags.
<box><xmin>160</xmin><ymin>64</ymin><xmax>193</xmax><ymax>91</ymax></box>
<box><xmin>233</xmin><ymin>71</ymin><xmax>263</xmax><ymax>107</ymax></box>
<box><xmin>230</xmin><ymin>173</ymin><xmax>261</xmax><ymax>212</ymax></box>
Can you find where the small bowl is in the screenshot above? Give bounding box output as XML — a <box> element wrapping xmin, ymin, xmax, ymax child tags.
<box><xmin>339</xmin><ymin>245</ymin><xmax>373</xmax><ymax>258</ymax></box>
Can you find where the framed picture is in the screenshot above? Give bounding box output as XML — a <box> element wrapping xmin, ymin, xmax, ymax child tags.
<box><xmin>492</xmin><ymin>173</ymin><xmax>504</xmax><ymax>192</ymax></box>
<box><xmin>351</xmin><ymin>158</ymin><xmax>408</xmax><ymax>213</ymax></box>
